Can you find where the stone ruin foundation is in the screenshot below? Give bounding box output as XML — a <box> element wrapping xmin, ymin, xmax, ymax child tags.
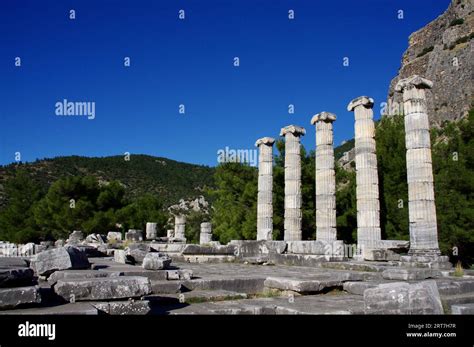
<box><xmin>0</xmin><ymin>75</ymin><xmax>468</xmax><ymax>316</ymax></box>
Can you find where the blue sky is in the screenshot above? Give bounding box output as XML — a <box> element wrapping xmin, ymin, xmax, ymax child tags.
<box><xmin>0</xmin><ymin>0</ymin><xmax>451</xmax><ymax>167</ymax></box>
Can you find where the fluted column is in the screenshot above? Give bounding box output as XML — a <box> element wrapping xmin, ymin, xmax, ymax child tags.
<box><xmin>311</xmin><ymin>112</ymin><xmax>337</xmax><ymax>242</ymax></box>
<box><xmin>347</xmin><ymin>97</ymin><xmax>381</xmax><ymax>250</ymax></box>
<box><xmin>200</xmin><ymin>222</ymin><xmax>212</xmax><ymax>244</ymax></box>
<box><xmin>174</xmin><ymin>215</ymin><xmax>186</xmax><ymax>239</ymax></box>
<box><xmin>280</xmin><ymin>125</ymin><xmax>306</xmax><ymax>241</ymax></box>
<box><xmin>395</xmin><ymin>75</ymin><xmax>440</xmax><ymax>256</ymax></box>
<box><xmin>255</xmin><ymin>137</ymin><xmax>275</xmax><ymax>241</ymax></box>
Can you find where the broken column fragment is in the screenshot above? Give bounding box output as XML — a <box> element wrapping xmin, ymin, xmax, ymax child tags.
<box><xmin>199</xmin><ymin>222</ymin><xmax>213</xmax><ymax>244</ymax></box>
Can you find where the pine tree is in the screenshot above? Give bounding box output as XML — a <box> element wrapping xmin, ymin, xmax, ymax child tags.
<box><xmin>0</xmin><ymin>169</ymin><xmax>44</xmax><ymax>243</ymax></box>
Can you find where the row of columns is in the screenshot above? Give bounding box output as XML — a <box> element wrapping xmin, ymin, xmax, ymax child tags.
<box><xmin>255</xmin><ymin>75</ymin><xmax>441</xmax><ymax>257</ymax></box>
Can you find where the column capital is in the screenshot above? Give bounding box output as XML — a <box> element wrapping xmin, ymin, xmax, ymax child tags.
<box><xmin>255</xmin><ymin>137</ymin><xmax>275</xmax><ymax>147</ymax></box>
<box><xmin>310</xmin><ymin>112</ymin><xmax>336</xmax><ymax>125</ymax></box>
<box><xmin>347</xmin><ymin>96</ymin><xmax>374</xmax><ymax>111</ymax></box>
<box><xmin>395</xmin><ymin>75</ymin><xmax>433</xmax><ymax>93</ymax></box>
<box><xmin>280</xmin><ymin>125</ymin><xmax>306</xmax><ymax>137</ymax></box>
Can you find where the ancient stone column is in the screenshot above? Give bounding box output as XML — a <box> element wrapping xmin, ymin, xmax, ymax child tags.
<box><xmin>255</xmin><ymin>137</ymin><xmax>275</xmax><ymax>241</ymax></box>
<box><xmin>146</xmin><ymin>222</ymin><xmax>157</xmax><ymax>240</ymax></box>
<box><xmin>311</xmin><ymin>113</ymin><xmax>337</xmax><ymax>242</ymax></box>
<box><xmin>347</xmin><ymin>97</ymin><xmax>381</xmax><ymax>251</ymax></box>
<box><xmin>395</xmin><ymin>75</ymin><xmax>440</xmax><ymax>256</ymax></box>
<box><xmin>280</xmin><ymin>125</ymin><xmax>306</xmax><ymax>241</ymax></box>
<box><xmin>200</xmin><ymin>222</ymin><xmax>212</xmax><ymax>244</ymax></box>
<box><xmin>174</xmin><ymin>215</ymin><xmax>186</xmax><ymax>239</ymax></box>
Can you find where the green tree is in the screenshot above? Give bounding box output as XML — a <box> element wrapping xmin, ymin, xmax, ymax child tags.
<box><xmin>33</xmin><ymin>176</ymin><xmax>127</xmax><ymax>239</ymax></box>
<box><xmin>376</xmin><ymin>115</ymin><xmax>409</xmax><ymax>240</ymax></box>
<box><xmin>209</xmin><ymin>162</ymin><xmax>257</xmax><ymax>244</ymax></box>
<box><xmin>272</xmin><ymin>140</ymin><xmax>285</xmax><ymax>240</ymax></box>
<box><xmin>0</xmin><ymin>169</ymin><xmax>44</xmax><ymax>243</ymax></box>
<box><xmin>115</xmin><ymin>194</ymin><xmax>168</xmax><ymax>235</ymax></box>
<box><xmin>184</xmin><ymin>210</ymin><xmax>210</xmax><ymax>244</ymax></box>
<box><xmin>432</xmin><ymin>109</ymin><xmax>474</xmax><ymax>266</ymax></box>
<box><xmin>335</xmin><ymin>165</ymin><xmax>357</xmax><ymax>243</ymax></box>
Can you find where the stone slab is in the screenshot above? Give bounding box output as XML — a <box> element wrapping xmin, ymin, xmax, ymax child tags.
<box><xmin>182</xmin><ymin>244</ymin><xmax>236</xmax><ymax>255</ymax></box>
<box><xmin>441</xmin><ymin>293</ymin><xmax>474</xmax><ymax>307</ymax></box>
<box><xmin>364</xmin><ymin>281</ymin><xmax>443</xmax><ymax>314</ymax></box>
<box><xmin>382</xmin><ymin>268</ymin><xmax>441</xmax><ymax>280</ymax></box>
<box><xmin>47</xmin><ymin>269</ymin><xmax>122</xmax><ymax>284</ymax></box>
<box><xmin>0</xmin><ymin>267</ymin><xmax>35</xmax><ymax>288</ymax></box>
<box><xmin>182</xmin><ymin>255</ymin><xmax>236</xmax><ymax>263</ymax></box>
<box><xmin>269</xmin><ymin>253</ymin><xmax>346</xmax><ymax>267</ymax></box>
<box><xmin>343</xmin><ymin>281</ymin><xmax>379</xmax><ymax>295</ymax></box>
<box><xmin>182</xmin><ymin>278</ymin><xmax>265</xmax><ymax>295</ymax></box>
<box><xmin>230</xmin><ymin>240</ymin><xmax>287</xmax><ymax>257</ymax></box>
<box><xmin>92</xmin><ymin>300</ymin><xmax>151</xmax><ymax>315</ymax></box>
<box><xmin>399</xmin><ymin>255</ymin><xmax>452</xmax><ymax>270</ymax></box>
<box><xmin>0</xmin><ymin>285</ymin><xmax>41</xmax><ymax>310</ymax></box>
<box><xmin>363</xmin><ymin>249</ymin><xmax>401</xmax><ymax>261</ymax></box>
<box><xmin>149</xmin><ymin>243</ymin><xmax>187</xmax><ymax>253</ymax></box>
<box><xmin>54</xmin><ymin>276</ymin><xmax>151</xmax><ymax>301</ymax></box>
<box><xmin>436</xmin><ymin>279</ymin><xmax>474</xmax><ymax>296</ymax></box>
<box><xmin>0</xmin><ymin>257</ymin><xmax>30</xmax><ymax>268</ymax></box>
<box><xmin>286</xmin><ymin>240</ymin><xmax>342</xmax><ymax>255</ymax></box>
<box><xmin>0</xmin><ymin>303</ymin><xmax>98</xmax><ymax>315</ymax></box>
<box><xmin>150</xmin><ymin>280</ymin><xmax>182</xmax><ymax>294</ymax></box>
<box><xmin>242</xmin><ymin>256</ymin><xmax>270</xmax><ymax>265</ymax></box>
<box><xmin>451</xmin><ymin>303</ymin><xmax>474</xmax><ymax>315</ymax></box>
<box><xmin>166</xmin><ymin>294</ymin><xmax>365</xmax><ymax>315</ymax></box>
<box><xmin>320</xmin><ymin>261</ymin><xmax>395</xmax><ymax>272</ymax></box>
<box><xmin>377</xmin><ymin>240</ymin><xmax>410</xmax><ymax>250</ymax></box>
<box><xmin>148</xmin><ymin>290</ymin><xmax>248</xmax><ymax>304</ymax></box>
<box><xmin>264</xmin><ymin>276</ymin><xmax>343</xmax><ymax>293</ymax></box>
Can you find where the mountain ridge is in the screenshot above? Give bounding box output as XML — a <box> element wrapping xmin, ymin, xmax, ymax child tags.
<box><xmin>0</xmin><ymin>154</ymin><xmax>216</xmax><ymax>208</ymax></box>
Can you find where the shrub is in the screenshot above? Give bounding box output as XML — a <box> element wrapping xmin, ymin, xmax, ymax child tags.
<box><xmin>416</xmin><ymin>46</ymin><xmax>434</xmax><ymax>58</ymax></box>
<box><xmin>449</xmin><ymin>18</ymin><xmax>464</xmax><ymax>27</ymax></box>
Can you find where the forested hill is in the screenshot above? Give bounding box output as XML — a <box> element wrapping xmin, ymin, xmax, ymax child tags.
<box><xmin>0</xmin><ymin>155</ymin><xmax>215</xmax><ymax>207</ymax></box>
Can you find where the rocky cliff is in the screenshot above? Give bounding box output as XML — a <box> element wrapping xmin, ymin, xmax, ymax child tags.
<box><xmin>387</xmin><ymin>0</ymin><xmax>473</xmax><ymax>125</ymax></box>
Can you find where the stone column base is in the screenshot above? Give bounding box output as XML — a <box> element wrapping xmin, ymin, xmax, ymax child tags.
<box><xmin>400</xmin><ymin>254</ymin><xmax>451</xmax><ymax>269</ymax></box>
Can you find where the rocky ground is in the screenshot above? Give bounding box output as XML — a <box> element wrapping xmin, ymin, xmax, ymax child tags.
<box><xmin>1</xmin><ymin>245</ymin><xmax>473</xmax><ymax>315</ymax></box>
